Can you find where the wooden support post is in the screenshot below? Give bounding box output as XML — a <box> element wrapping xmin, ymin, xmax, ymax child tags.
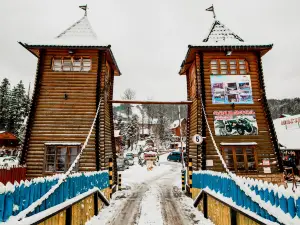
<box><xmin>118</xmin><ymin>173</ymin><xmax>122</xmax><ymax>191</ymax></box>
<box><xmin>65</xmin><ymin>206</ymin><xmax>72</xmax><ymax>225</ymax></box>
<box><xmin>203</xmin><ymin>193</ymin><xmax>208</xmax><ymax>219</ymax></box>
<box><xmin>188</xmin><ymin>158</ymin><xmax>193</xmax><ymax>195</ymax></box>
<box><xmin>109</xmin><ymin>158</ymin><xmax>113</xmax><ymax>198</ymax></box>
<box><xmin>182</xmin><ymin>170</ymin><xmax>185</xmax><ymax>191</ymax></box>
<box><xmin>230</xmin><ymin>208</ymin><xmax>237</xmax><ymax>225</ymax></box>
<box><xmin>94</xmin><ymin>192</ymin><xmax>99</xmax><ymax>216</ymax></box>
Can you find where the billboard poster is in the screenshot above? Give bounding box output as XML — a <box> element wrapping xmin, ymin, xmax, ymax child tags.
<box><xmin>210</xmin><ymin>75</ymin><xmax>253</xmax><ymax>104</ymax></box>
<box><xmin>213</xmin><ymin>110</ymin><xmax>258</xmax><ymax>136</ymax></box>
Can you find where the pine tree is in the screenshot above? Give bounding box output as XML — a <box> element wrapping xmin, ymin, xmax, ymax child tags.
<box><xmin>0</xmin><ymin>78</ymin><xmax>11</xmax><ymax>130</ymax></box>
<box><xmin>8</xmin><ymin>81</ymin><xmax>27</xmax><ymax>138</ymax></box>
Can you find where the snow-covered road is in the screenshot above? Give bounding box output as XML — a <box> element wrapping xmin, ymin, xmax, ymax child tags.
<box><xmin>86</xmin><ymin>154</ymin><xmax>214</xmax><ymax>225</ymax></box>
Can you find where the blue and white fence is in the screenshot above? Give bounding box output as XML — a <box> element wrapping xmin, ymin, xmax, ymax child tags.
<box><xmin>193</xmin><ymin>171</ymin><xmax>300</xmax><ymax>224</ymax></box>
<box><xmin>0</xmin><ymin>171</ymin><xmax>109</xmax><ymax>222</ymax></box>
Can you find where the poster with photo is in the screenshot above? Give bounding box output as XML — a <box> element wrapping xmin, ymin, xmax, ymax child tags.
<box><xmin>213</xmin><ymin>110</ymin><xmax>258</xmax><ymax>136</ymax></box>
<box><xmin>210</xmin><ymin>75</ymin><xmax>253</xmax><ymax>104</ymax></box>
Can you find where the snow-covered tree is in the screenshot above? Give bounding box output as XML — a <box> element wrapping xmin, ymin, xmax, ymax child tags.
<box><xmin>8</xmin><ymin>81</ymin><xmax>28</xmax><ymax>137</ymax></box>
<box><xmin>126</xmin><ymin>114</ymin><xmax>139</xmax><ymax>150</ymax></box>
<box><xmin>0</xmin><ymin>78</ymin><xmax>11</xmax><ymax>130</ymax></box>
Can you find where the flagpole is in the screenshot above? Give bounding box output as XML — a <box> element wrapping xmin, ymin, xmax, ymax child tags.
<box><xmin>212</xmin><ymin>4</ymin><xmax>216</xmax><ymax>19</ymax></box>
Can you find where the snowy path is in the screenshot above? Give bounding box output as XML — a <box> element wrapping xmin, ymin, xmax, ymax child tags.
<box><xmin>86</xmin><ymin>154</ymin><xmax>214</xmax><ymax>225</ymax></box>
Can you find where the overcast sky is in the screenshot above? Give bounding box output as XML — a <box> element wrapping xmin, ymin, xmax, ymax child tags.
<box><xmin>0</xmin><ymin>0</ymin><xmax>299</xmax><ymax>101</ymax></box>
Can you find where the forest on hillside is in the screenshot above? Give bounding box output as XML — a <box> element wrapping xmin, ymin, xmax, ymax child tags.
<box><xmin>268</xmin><ymin>98</ymin><xmax>300</xmax><ymax>119</ymax></box>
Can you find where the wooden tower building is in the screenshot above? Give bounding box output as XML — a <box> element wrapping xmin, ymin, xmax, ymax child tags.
<box><xmin>180</xmin><ymin>13</ymin><xmax>283</xmax><ymax>182</ymax></box>
<box><xmin>19</xmin><ymin>10</ymin><xmax>120</xmax><ymax>180</ymax></box>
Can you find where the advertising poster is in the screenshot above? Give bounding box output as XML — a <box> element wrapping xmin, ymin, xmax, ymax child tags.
<box><xmin>210</xmin><ymin>75</ymin><xmax>253</xmax><ymax>104</ymax></box>
<box><xmin>213</xmin><ymin>110</ymin><xmax>258</xmax><ymax>136</ymax></box>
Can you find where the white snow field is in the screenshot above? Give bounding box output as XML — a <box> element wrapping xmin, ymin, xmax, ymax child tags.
<box><xmin>86</xmin><ymin>154</ymin><xmax>214</xmax><ymax>225</ymax></box>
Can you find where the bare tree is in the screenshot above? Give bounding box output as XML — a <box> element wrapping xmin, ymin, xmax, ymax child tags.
<box><xmin>122</xmin><ymin>88</ymin><xmax>136</xmax><ymax>100</ymax></box>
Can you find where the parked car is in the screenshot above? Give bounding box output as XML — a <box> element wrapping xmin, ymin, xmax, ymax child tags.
<box><xmin>125</xmin><ymin>153</ymin><xmax>134</xmax><ymax>166</ymax></box>
<box><xmin>0</xmin><ymin>156</ymin><xmax>19</xmax><ymax>167</ymax></box>
<box><xmin>167</xmin><ymin>151</ymin><xmax>186</xmax><ymax>162</ymax></box>
<box><xmin>116</xmin><ymin>157</ymin><xmax>130</xmax><ymax>171</ymax></box>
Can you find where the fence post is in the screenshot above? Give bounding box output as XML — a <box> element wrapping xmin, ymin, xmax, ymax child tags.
<box><xmin>188</xmin><ymin>158</ymin><xmax>193</xmax><ymax>195</ymax></box>
<box><xmin>118</xmin><ymin>174</ymin><xmax>122</xmax><ymax>191</ymax></box>
<box><xmin>109</xmin><ymin>158</ymin><xmax>113</xmax><ymax>199</ymax></box>
<box><xmin>182</xmin><ymin>170</ymin><xmax>185</xmax><ymax>191</ymax></box>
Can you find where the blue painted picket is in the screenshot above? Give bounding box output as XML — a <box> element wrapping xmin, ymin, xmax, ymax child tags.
<box><xmin>0</xmin><ymin>171</ymin><xmax>109</xmax><ymax>222</ymax></box>
<box><xmin>193</xmin><ymin>171</ymin><xmax>300</xmax><ymax>223</ymax></box>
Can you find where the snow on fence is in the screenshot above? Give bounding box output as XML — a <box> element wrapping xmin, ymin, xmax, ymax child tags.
<box><xmin>0</xmin><ymin>171</ymin><xmax>109</xmax><ymax>222</ymax></box>
<box><xmin>193</xmin><ymin>171</ymin><xmax>300</xmax><ymax>224</ymax></box>
<box><xmin>0</xmin><ymin>166</ymin><xmax>26</xmax><ymax>185</ymax></box>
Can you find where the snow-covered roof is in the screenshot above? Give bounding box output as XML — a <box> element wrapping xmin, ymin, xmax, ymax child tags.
<box><xmin>203</xmin><ymin>20</ymin><xmax>244</xmax><ymax>44</ymax></box>
<box><xmin>171</xmin><ymin>118</ymin><xmax>185</xmax><ymax>129</ymax></box>
<box><xmin>274</xmin><ymin>115</ymin><xmax>300</xmax><ymax>150</ymax></box>
<box><xmin>220</xmin><ymin>142</ymin><xmax>257</xmax><ymax>146</ymax></box>
<box><xmin>139</xmin><ymin>128</ymin><xmax>150</xmax><ymax>135</ymax></box>
<box><xmin>44</xmin><ymin>142</ymin><xmax>81</xmax><ymax>146</ymax></box>
<box><xmin>114</xmin><ymin>130</ymin><xmax>121</xmax><ymax>137</ymax></box>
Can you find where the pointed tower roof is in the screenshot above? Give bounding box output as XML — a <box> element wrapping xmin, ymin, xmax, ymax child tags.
<box><xmin>202</xmin><ymin>20</ymin><xmax>244</xmax><ymax>43</ymax></box>
<box><xmin>179</xmin><ymin>17</ymin><xmax>273</xmax><ymax>75</ymax></box>
<box><xmin>19</xmin><ymin>13</ymin><xmax>121</xmax><ymax>75</ymax></box>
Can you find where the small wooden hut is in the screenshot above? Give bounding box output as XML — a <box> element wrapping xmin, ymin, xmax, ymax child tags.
<box><xmin>19</xmin><ymin>10</ymin><xmax>120</xmax><ymax>181</ymax></box>
<box><xmin>179</xmin><ymin>16</ymin><xmax>283</xmax><ymax>182</ymax></box>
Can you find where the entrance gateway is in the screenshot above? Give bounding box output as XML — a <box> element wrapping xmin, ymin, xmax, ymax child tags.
<box><xmin>11</xmin><ymin>5</ymin><xmax>288</xmax><ymax>225</ymax></box>
<box><xmin>20</xmin><ymin>6</ymin><xmax>282</xmax><ymax>186</ymax></box>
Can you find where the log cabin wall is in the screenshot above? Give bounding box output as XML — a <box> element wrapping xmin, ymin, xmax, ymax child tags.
<box><xmin>23</xmin><ymin>49</ymin><xmax>100</xmax><ymax>178</ymax></box>
<box><xmin>99</xmin><ymin>52</ymin><xmax>117</xmax><ymax>183</ymax></box>
<box><xmin>201</xmin><ymin>51</ymin><xmax>281</xmax><ymax>174</ymax></box>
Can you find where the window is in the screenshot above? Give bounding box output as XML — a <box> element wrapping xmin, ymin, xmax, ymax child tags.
<box><xmin>210</xmin><ymin>59</ymin><xmax>249</xmax><ymax>75</ymax></box>
<box><xmin>45</xmin><ymin>145</ymin><xmax>80</xmax><ymax>172</ymax></box>
<box><xmin>221</xmin><ymin>145</ymin><xmax>257</xmax><ymax>173</ymax></box>
<box><xmin>52</xmin><ymin>57</ymin><xmax>91</xmax><ymax>72</ymax></box>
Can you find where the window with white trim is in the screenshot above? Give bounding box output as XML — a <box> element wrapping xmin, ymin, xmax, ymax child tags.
<box><xmin>45</xmin><ymin>145</ymin><xmax>80</xmax><ymax>172</ymax></box>
<box><xmin>221</xmin><ymin>145</ymin><xmax>257</xmax><ymax>173</ymax></box>
<box><xmin>52</xmin><ymin>56</ymin><xmax>91</xmax><ymax>72</ymax></box>
<box><xmin>210</xmin><ymin>59</ymin><xmax>249</xmax><ymax>75</ymax></box>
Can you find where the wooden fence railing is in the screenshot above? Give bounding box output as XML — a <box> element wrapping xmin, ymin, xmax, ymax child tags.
<box><xmin>192</xmin><ymin>171</ymin><xmax>300</xmax><ymax>225</ymax></box>
<box><xmin>0</xmin><ymin>171</ymin><xmax>109</xmax><ymax>222</ymax></box>
<box><xmin>0</xmin><ymin>166</ymin><xmax>26</xmax><ymax>185</ymax></box>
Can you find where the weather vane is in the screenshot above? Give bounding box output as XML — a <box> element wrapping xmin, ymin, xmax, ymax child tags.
<box><xmin>79</xmin><ymin>4</ymin><xmax>88</xmax><ymax>16</ymax></box>
<box><xmin>206</xmin><ymin>4</ymin><xmax>216</xmax><ymax>19</ymax></box>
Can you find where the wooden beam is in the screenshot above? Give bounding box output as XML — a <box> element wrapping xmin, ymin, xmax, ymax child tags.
<box><xmin>109</xmin><ymin>100</ymin><xmax>192</xmax><ymax>105</ymax></box>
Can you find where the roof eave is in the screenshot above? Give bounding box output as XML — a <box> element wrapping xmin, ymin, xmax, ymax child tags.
<box><xmin>19</xmin><ymin>42</ymin><xmax>122</xmax><ymax>76</ymax></box>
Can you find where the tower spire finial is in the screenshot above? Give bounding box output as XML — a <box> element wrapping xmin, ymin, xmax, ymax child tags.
<box><xmin>205</xmin><ymin>4</ymin><xmax>216</xmax><ymax>19</ymax></box>
<box><xmin>79</xmin><ymin>4</ymin><xmax>88</xmax><ymax>16</ymax></box>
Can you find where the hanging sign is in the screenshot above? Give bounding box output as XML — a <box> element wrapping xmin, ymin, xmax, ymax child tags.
<box><xmin>192</xmin><ymin>134</ymin><xmax>203</xmax><ymax>145</ymax></box>
<box><xmin>210</xmin><ymin>75</ymin><xmax>253</xmax><ymax>104</ymax></box>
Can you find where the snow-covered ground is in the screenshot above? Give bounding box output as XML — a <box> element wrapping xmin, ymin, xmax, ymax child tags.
<box><xmin>86</xmin><ymin>154</ymin><xmax>214</xmax><ymax>225</ymax></box>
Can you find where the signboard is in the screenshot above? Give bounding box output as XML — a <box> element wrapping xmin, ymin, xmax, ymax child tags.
<box><xmin>210</xmin><ymin>75</ymin><xmax>253</xmax><ymax>104</ymax></box>
<box><xmin>192</xmin><ymin>134</ymin><xmax>203</xmax><ymax>145</ymax></box>
<box><xmin>263</xmin><ymin>159</ymin><xmax>271</xmax><ymax>173</ymax></box>
<box><xmin>213</xmin><ymin>110</ymin><xmax>258</xmax><ymax>136</ymax></box>
<box><xmin>281</xmin><ymin>115</ymin><xmax>300</xmax><ymax>130</ymax></box>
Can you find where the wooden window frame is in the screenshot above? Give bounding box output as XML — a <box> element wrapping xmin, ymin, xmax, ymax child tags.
<box><xmin>44</xmin><ymin>145</ymin><xmax>80</xmax><ymax>174</ymax></box>
<box><xmin>221</xmin><ymin>145</ymin><xmax>258</xmax><ymax>173</ymax></box>
<box><xmin>52</xmin><ymin>56</ymin><xmax>91</xmax><ymax>72</ymax></box>
<box><xmin>210</xmin><ymin>59</ymin><xmax>249</xmax><ymax>75</ymax></box>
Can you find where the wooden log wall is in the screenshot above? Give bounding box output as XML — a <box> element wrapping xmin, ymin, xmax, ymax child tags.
<box><xmin>24</xmin><ymin>49</ymin><xmax>99</xmax><ymax>178</ymax></box>
<box><xmin>99</xmin><ymin>52</ymin><xmax>117</xmax><ymax>184</ymax></box>
<box><xmin>186</xmin><ymin>51</ymin><xmax>281</xmax><ymax>174</ymax></box>
<box><xmin>202</xmin><ymin>52</ymin><xmax>281</xmax><ymax>173</ymax></box>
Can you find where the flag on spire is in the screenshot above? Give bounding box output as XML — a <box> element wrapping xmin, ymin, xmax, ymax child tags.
<box><xmin>206</xmin><ymin>5</ymin><xmax>216</xmax><ymax>19</ymax></box>
<box><xmin>79</xmin><ymin>5</ymin><xmax>88</xmax><ymax>16</ymax></box>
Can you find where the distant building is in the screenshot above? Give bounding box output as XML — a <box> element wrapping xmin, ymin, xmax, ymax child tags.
<box><xmin>170</xmin><ymin>118</ymin><xmax>187</xmax><ymax>137</ymax></box>
<box><xmin>114</xmin><ymin>130</ymin><xmax>122</xmax><ymax>154</ymax></box>
<box><xmin>0</xmin><ymin>131</ymin><xmax>20</xmax><ymax>156</ymax></box>
<box><xmin>273</xmin><ymin>114</ymin><xmax>300</xmax><ymax>174</ymax></box>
